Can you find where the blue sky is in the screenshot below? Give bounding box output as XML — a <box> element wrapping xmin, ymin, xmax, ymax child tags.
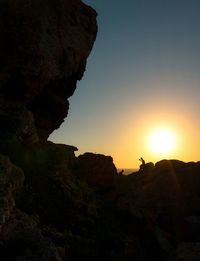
<box><xmin>50</xmin><ymin>0</ymin><xmax>200</xmax><ymax>168</ymax></box>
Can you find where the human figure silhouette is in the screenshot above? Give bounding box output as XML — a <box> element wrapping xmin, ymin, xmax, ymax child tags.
<box><xmin>139</xmin><ymin>157</ymin><xmax>145</xmax><ymax>165</ymax></box>
<box><xmin>139</xmin><ymin>157</ymin><xmax>145</xmax><ymax>171</ymax></box>
<box><xmin>118</xmin><ymin>169</ymin><xmax>124</xmax><ymax>176</ymax></box>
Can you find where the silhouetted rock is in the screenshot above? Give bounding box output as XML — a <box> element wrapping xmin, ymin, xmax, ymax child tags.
<box><xmin>115</xmin><ymin>159</ymin><xmax>200</xmax><ymax>255</ymax></box>
<box><xmin>0</xmin><ymin>209</ymin><xmax>63</xmax><ymax>261</ymax></box>
<box><xmin>139</xmin><ymin>162</ymin><xmax>154</xmax><ymax>173</ymax></box>
<box><xmin>15</xmin><ymin>142</ymin><xmax>87</xmax><ymax>228</ymax></box>
<box><xmin>0</xmin><ymin>0</ymin><xmax>98</xmax><ymax>260</ymax></box>
<box><xmin>74</xmin><ymin>152</ymin><xmax>118</xmax><ymax>187</ymax></box>
<box><xmin>0</xmin><ymin>0</ymin><xmax>97</xmax><ymax>143</ymax></box>
<box><xmin>154</xmin><ymin>159</ymin><xmax>186</xmax><ymax>173</ymax></box>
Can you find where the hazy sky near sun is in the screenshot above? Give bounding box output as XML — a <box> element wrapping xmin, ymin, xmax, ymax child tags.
<box><xmin>49</xmin><ymin>0</ymin><xmax>200</xmax><ymax>168</ymax></box>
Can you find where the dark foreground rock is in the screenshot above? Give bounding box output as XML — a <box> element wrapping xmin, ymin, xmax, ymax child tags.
<box><xmin>0</xmin><ymin>0</ymin><xmax>97</xmax><ymax>144</ymax></box>
<box><xmin>0</xmin><ymin>155</ymin><xmax>24</xmax><ymax>232</ymax></box>
<box><xmin>74</xmin><ymin>152</ymin><xmax>118</xmax><ymax>187</ymax></box>
<box><xmin>0</xmin><ymin>0</ymin><xmax>98</xmax><ymax>260</ymax></box>
<box><xmin>115</xmin><ymin>160</ymin><xmax>200</xmax><ymax>259</ymax></box>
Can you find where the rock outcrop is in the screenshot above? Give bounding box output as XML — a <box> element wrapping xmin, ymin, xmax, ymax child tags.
<box><xmin>74</xmin><ymin>152</ymin><xmax>118</xmax><ymax>187</ymax></box>
<box><xmin>0</xmin><ymin>1</ymin><xmax>98</xmax><ymax>260</ymax></box>
<box><xmin>115</xmin><ymin>160</ymin><xmax>200</xmax><ymax>256</ymax></box>
<box><xmin>0</xmin><ymin>0</ymin><xmax>97</xmax><ymax>143</ymax></box>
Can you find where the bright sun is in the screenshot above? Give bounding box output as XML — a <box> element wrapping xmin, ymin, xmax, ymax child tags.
<box><xmin>148</xmin><ymin>127</ymin><xmax>176</xmax><ymax>155</ymax></box>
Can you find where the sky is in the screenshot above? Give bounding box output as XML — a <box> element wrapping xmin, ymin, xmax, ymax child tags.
<box><xmin>49</xmin><ymin>0</ymin><xmax>200</xmax><ymax>169</ymax></box>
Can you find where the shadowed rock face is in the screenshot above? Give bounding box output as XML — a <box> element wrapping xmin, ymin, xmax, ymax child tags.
<box><xmin>115</xmin><ymin>160</ymin><xmax>200</xmax><ymax>253</ymax></box>
<box><xmin>0</xmin><ymin>155</ymin><xmax>24</xmax><ymax>232</ymax></box>
<box><xmin>74</xmin><ymin>152</ymin><xmax>118</xmax><ymax>187</ymax></box>
<box><xmin>0</xmin><ymin>2</ymin><xmax>98</xmax><ymax>259</ymax></box>
<box><xmin>0</xmin><ymin>0</ymin><xmax>97</xmax><ymax>142</ymax></box>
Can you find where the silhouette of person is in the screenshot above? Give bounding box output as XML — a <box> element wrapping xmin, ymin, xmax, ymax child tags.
<box><xmin>118</xmin><ymin>169</ymin><xmax>124</xmax><ymax>176</ymax></box>
<box><xmin>139</xmin><ymin>157</ymin><xmax>145</xmax><ymax>165</ymax></box>
<box><xmin>139</xmin><ymin>157</ymin><xmax>145</xmax><ymax>171</ymax></box>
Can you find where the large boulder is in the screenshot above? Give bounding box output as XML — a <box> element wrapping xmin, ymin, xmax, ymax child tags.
<box><xmin>74</xmin><ymin>152</ymin><xmax>118</xmax><ymax>187</ymax></box>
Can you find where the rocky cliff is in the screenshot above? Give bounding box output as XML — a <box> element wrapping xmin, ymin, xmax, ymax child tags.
<box><xmin>0</xmin><ymin>0</ymin><xmax>98</xmax><ymax>260</ymax></box>
<box><xmin>0</xmin><ymin>0</ymin><xmax>97</xmax><ymax>144</ymax></box>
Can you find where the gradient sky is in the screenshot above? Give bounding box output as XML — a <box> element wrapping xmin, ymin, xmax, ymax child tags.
<box><xmin>49</xmin><ymin>0</ymin><xmax>200</xmax><ymax>168</ymax></box>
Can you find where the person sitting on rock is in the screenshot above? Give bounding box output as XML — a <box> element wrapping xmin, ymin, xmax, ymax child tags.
<box><xmin>118</xmin><ymin>169</ymin><xmax>124</xmax><ymax>176</ymax></box>
<box><xmin>139</xmin><ymin>157</ymin><xmax>146</xmax><ymax>171</ymax></box>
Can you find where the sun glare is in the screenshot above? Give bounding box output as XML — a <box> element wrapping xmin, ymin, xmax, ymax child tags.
<box><xmin>148</xmin><ymin>127</ymin><xmax>176</xmax><ymax>155</ymax></box>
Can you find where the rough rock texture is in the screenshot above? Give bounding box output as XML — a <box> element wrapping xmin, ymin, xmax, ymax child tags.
<box><xmin>172</xmin><ymin>242</ymin><xmax>200</xmax><ymax>261</ymax></box>
<box><xmin>0</xmin><ymin>209</ymin><xmax>63</xmax><ymax>261</ymax></box>
<box><xmin>0</xmin><ymin>1</ymin><xmax>97</xmax><ymax>260</ymax></box>
<box><xmin>115</xmin><ymin>160</ymin><xmax>200</xmax><ymax>254</ymax></box>
<box><xmin>74</xmin><ymin>152</ymin><xmax>118</xmax><ymax>187</ymax></box>
<box><xmin>16</xmin><ymin>142</ymin><xmax>85</xmax><ymax>227</ymax></box>
<box><xmin>0</xmin><ymin>155</ymin><xmax>24</xmax><ymax>232</ymax></box>
<box><xmin>0</xmin><ymin>0</ymin><xmax>97</xmax><ymax>142</ymax></box>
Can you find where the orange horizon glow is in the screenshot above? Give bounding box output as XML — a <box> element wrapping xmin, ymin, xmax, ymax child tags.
<box><xmin>49</xmin><ymin>1</ymin><xmax>200</xmax><ymax>170</ymax></box>
<box><xmin>50</xmin><ymin>79</ymin><xmax>200</xmax><ymax>170</ymax></box>
<box><xmin>109</xmin><ymin>105</ymin><xmax>200</xmax><ymax>169</ymax></box>
<box><xmin>51</xmin><ymin>101</ymin><xmax>200</xmax><ymax>170</ymax></box>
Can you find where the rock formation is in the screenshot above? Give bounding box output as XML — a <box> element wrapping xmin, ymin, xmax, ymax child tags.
<box><xmin>0</xmin><ymin>0</ymin><xmax>97</xmax><ymax>144</ymax></box>
<box><xmin>0</xmin><ymin>0</ymin><xmax>98</xmax><ymax>260</ymax></box>
<box><xmin>74</xmin><ymin>152</ymin><xmax>118</xmax><ymax>187</ymax></box>
<box><xmin>115</xmin><ymin>160</ymin><xmax>200</xmax><ymax>258</ymax></box>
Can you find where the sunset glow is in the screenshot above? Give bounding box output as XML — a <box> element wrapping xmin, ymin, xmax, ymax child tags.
<box><xmin>148</xmin><ymin>128</ymin><xmax>176</xmax><ymax>155</ymax></box>
<box><xmin>50</xmin><ymin>0</ymin><xmax>200</xmax><ymax>169</ymax></box>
